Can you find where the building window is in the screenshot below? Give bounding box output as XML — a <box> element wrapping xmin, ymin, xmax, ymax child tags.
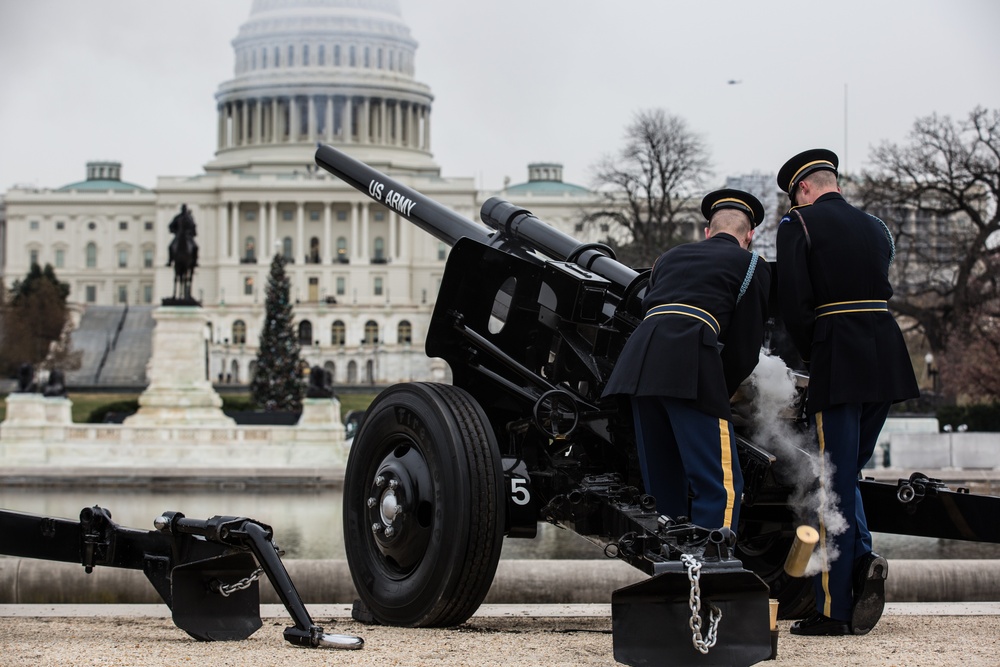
<box><xmin>143</xmin><ymin>284</ymin><xmax>153</xmax><ymax>303</ymax></box>
<box><xmin>309</xmin><ymin>209</ymin><xmax>320</xmax><ymax>221</ymax></box>
<box><xmin>398</xmin><ymin>320</ymin><xmax>412</xmax><ymax>344</ymax></box>
<box><xmin>298</xmin><ymin>320</ymin><xmax>313</xmax><ymax>345</ymax></box>
<box><xmin>331</xmin><ymin>320</ymin><xmax>345</xmax><ymax>346</ymax></box>
<box><xmin>117</xmin><ymin>285</ymin><xmax>128</xmax><ymax>304</ymax></box>
<box><xmin>56</xmin><ymin>221</ymin><xmax>65</xmax><ymax>231</ymax></box>
<box><xmin>349</xmin><ymin>45</ymin><xmax>356</xmax><ymax>67</ymax></box>
<box><xmin>85</xmin><ymin>285</ymin><xmax>97</xmax><ymax>303</ymax></box>
<box><xmin>438</xmin><ymin>242</ymin><xmax>446</xmax><ymax>261</ymax></box>
<box><xmin>86</xmin><ymin>242</ymin><xmax>97</xmax><ymax>268</ymax></box>
<box><xmin>29</xmin><ymin>220</ymin><xmax>39</xmax><ymax>231</ymax></box>
<box><xmin>336</xmin><ymin>210</ymin><xmax>347</xmax><ymax>221</ymax></box>
<box><xmin>29</xmin><ymin>249</ymin><xmax>39</xmax><ymax>266</ymax></box>
<box><xmin>374</xmin><ymin>277</ymin><xmax>383</xmax><ymax>296</ymax></box>
<box><xmin>336</xmin><ymin>276</ymin><xmax>345</xmax><ymax>296</ymax></box>
<box><xmin>143</xmin><ymin>248</ymin><xmax>153</xmax><ymax>268</ymax></box>
<box><xmin>144</xmin><ymin>221</ymin><xmax>153</xmax><ymax>231</ymax></box>
<box><xmin>244</xmin><ymin>236</ymin><xmax>256</xmax><ymax>263</ymax></box>
<box><xmin>574</xmin><ymin>222</ymin><xmax>584</xmax><ymax>232</ymax></box>
<box><xmin>334</xmin><ymin>44</ymin><xmax>340</xmax><ymax>66</ymax></box>
<box><xmin>318</xmin><ymin>44</ymin><xmax>325</xmax><ymax>66</ymax></box>
<box><xmin>302</xmin><ymin>44</ymin><xmax>309</xmax><ymax>66</ymax></box>
<box><xmin>599</xmin><ymin>223</ymin><xmax>610</xmax><ymax>233</ymax></box>
<box><xmin>232</xmin><ymin>320</ymin><xmax>247</xmax><ymax>345</ymax></box>
<box><xmin>119</xmin><ymin>221</ymin><xmax>128</xmax><ymax>231</ymax></box>
<box><xmin>373</xmin><ymin>211</ymin><xmax>384</xmax><ymax>222</ymax></box>
<box><xmin>245</xmin><ymin>210</ymin><xmax>256</xmax><ymax>221</ymax></box>
<box><xmin>55</xmin><ymin>249</ymin><xmax>65</xmax><ymax>268</ymax></box>
<box><xmin>88</xmin><ymin>221</ymin><xmax>96</xmax><ymax>230</ymax></box>
<box><xmin>244</xmin><ymin>276</ymin><xmax>254</xmax><ymax>296</ymax></box>
<box><xmin>282</xmin><ymin>236</ymin><xmax>293</xmax><ymax>261</ymax></box>
<box><xmin>373</xmin><ymin>237</ymin><xmax>385</xmax><ymax>262</ymax></box>
<box><xmin>282</xmin><ymin>209</ymin><xmax>293</xmax><ymax>221</ymax></box>
<box><xmin>336</xmin><ymin>236</ymin><xmax>348</xmax><ymax>263</ymax></box>
<box><xmin>274</xmin><ymin>46</ymin><xmax>280</xmax><ymax>67</ymax></box>
<box><xmin>363</xmin><ymin>320</ymin><xmax>379</xmax><ymax>344</ymax></box>
<box><xmin>118</xmin><ymin>249</ymin><xmax>128</xmax><ymax>268</ymax></box>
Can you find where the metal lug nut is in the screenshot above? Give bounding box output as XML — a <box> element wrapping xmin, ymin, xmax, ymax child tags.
<box><xmin>371</xmin><ymin>523</ymin><xmax>382</xmax><ymax>534</ymax></box>
<box><xmin>367</xmin><ymin>497</ymin><xmax>377</xmax><ymax>508</ymax></box>
<box><xmin>388</xmin><ymin>479</ymin><xmax>399</xmax><ymax>490</ymax></box>
<box><xmin>374</xmin><ymin>475</ymin><xmax>386</xmax><ymax>488</ymax></box>
<box><xmin>384</xmin><ymin>526</ymin><xmax>395</xmax><ymax>537</ymax></box>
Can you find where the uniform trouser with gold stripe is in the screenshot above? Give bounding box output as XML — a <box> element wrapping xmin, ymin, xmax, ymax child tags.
<box><xmin>631</xmin><ymin>396</ymin><xmax>743</xmax><ymax>531</ymax></box>
<box><xmin>811</xmin><ymin>401</ymin><xmax>892</xmax><ymax>621</ymax></box>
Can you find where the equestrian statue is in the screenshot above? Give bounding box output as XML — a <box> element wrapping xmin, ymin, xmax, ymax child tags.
<box><xmin>165</xmin><ymin>204</ymin><xmax>199</xmax><ymax>305</ymax></box>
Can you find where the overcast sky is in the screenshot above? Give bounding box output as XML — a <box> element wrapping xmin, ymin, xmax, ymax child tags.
<box><xmin>1</xmin><ymin>0</ymin><xmax>998</xmax><ymax>194</ymax></box>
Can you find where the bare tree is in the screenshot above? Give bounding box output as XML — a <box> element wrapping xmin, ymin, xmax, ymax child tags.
<box><xmin>856</xmin><ymin>108</ymin><xmax>1000</xmax><ymax>379</ymax></box>
<box><xmin>587</xmin><ymin>109</ymin><xmax>712</xmax><ymax>267</ymax></box>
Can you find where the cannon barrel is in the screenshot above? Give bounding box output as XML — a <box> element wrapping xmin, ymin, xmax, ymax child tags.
<box><xmin>315</xmin><ymin>144</ymin><xmax>640</xmax><ymax>295</ymax></box>
<box><xmin>315</xmin><ymin>143</ymin><xmax>492</xmax><ymax>247</ymax></box>
<box><xmin>480</xmin><ymin>197</ymin><xmax>639</xmax><ymax>294</ymax></box>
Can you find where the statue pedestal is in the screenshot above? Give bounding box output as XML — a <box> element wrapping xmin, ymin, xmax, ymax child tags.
<box><xmin>125</xmin><ymin>306</ymin><xmax>235</xmax><ymax>427</ymax></box>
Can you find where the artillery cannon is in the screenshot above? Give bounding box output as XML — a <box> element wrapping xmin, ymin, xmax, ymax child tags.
<box><xmin>317</xmin><ymin>143</ymin><xmax>1000</xmax><ymax>666</ymax></box>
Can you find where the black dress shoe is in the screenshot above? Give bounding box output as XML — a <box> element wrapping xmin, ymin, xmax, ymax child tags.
<box><xmin>790</xmin><ymin>612</ymin><xmax>850</xmax><ymax>636</ymax></box>
<box><xmin>851</xmin><ymin>552</ymin><xmax>888</xmax><ymax>635</ymax></box>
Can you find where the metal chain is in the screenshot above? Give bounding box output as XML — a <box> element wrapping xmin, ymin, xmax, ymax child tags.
<box><xmin>215</xmin><ymin>567</ymin><xmax>264</xmax><ymax>597</ymax></box>
<box><xmin>681</xmin><ymin>554</ymin><xmax>722</xmax><ymax>654</ymax></box>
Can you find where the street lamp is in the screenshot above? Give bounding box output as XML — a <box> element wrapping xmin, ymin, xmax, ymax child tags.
<box><xmin>924</xmin><ymin>352</ymin><xmax>940</xmax><ymax>395</ymax></box>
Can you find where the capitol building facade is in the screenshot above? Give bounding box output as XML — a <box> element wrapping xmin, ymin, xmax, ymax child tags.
<box><xmin>1</xmin><ymin>0</ymin><xmax>598</xmax><ymax>388</ymax></box>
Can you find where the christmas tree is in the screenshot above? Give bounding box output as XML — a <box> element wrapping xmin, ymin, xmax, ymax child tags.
<box><xmin>250</xmin><ymin>253</ymin><xmax>305</xmax><ymax>411</ymax></box>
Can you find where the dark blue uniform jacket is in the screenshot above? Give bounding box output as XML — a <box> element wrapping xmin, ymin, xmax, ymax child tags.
<box><xmin>775</xmin><ymin>192</ymin><xmax>919</xmax><ymax>413</ymax></box>
<box><xmin>602</xmin><ymin>233</ymin><xmax>771</xmax><ymax>420</ymax></box>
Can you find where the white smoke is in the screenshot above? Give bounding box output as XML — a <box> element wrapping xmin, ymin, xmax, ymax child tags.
<box><xmin>746</xmin><ymin>352</ymin><xmax>847</xmax><ymax>577</ymax></box>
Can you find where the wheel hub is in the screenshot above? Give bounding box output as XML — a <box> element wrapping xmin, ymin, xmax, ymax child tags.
<box><xmin>366</xmin><ymin>445</ymin><xmax>433</xmax><ymax>572</ymax></box>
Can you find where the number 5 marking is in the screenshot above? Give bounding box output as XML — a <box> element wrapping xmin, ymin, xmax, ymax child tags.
<box><xmin>510</xmin><ymin>478</ymin><xmax>531</xmax><ymax>506</ymax></box>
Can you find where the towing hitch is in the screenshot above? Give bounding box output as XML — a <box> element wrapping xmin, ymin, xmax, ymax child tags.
<box><xmin>611</xmin><ymin>528</ymin><xmax>772</xmax><ymax>667</ymax></box>
<box><xmin>0</xmin><ymin>506</ymin><xmax>363</xmax><ymax>649</ymax></box>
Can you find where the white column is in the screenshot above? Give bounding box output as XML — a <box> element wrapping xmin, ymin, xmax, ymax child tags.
<box><xmin>425</xmin><ymin>105</ymin><xmax>432</xmax><ymax>150</ymax></box>
<box><xmin>388</xmin><ymin>211</ymin><xmax>398</xmax><ymax>259</ymax></box>
<box><xmin>350</xmin><ymin>203</ymin><xmax>360</xmax><ymax>259</ymax></box>
<box><xmin>325</xmin><ymin>95</ymin><xmax>334</xmax><ymax>143</ymax></box>
<box><xmin>258</xmin><ymin>203</ymin><xmax>268</xmax><ymax>264</ymax></box>
<box><xmin>400</xmin><ymin>208</ymin><xmax>411</xmax><ymax>263</ymax></box>
<box><xmin>378</xmin><ymin>98</ymin><xmax>387</xmax><ymax>144</ymax></box>
<box><xmin>218</xmin><ymin>202</ymin><xmax>230</xmax><ymax>261</ymax></box>
<box><xmin>393</xmin><ymin>101</ymin><xmax>402</xmax><ymax>146</ymax></box>
<box><xmin>323</xmin><ymin>203</ymin><xmax>332</xmax><ymax>263</ymax></box>
<box><xmin>296</xmin><ymin>202</ymin><xmax>305</xmax><ymax>264</ymax></box>
<box><xmin>253</xmin><ymin>99</ymin><xmax>263</xmax><ymax>144</ymax></box>
<box><xmin>307</xmin><ymin>95</ymin><xmax>316</xmax><ymax>142</ymax></box>
<box><xmin>269</xmin><ymin>201</ymin><xmax>278</xmax><ymax>255</ymax></box>
<box><xmin>218</xmin><ymin>105</ymin><xmax>226</xmax><ymax>149</ymax></box>
<box><xmin>271</xmin><ymin>98</ymin><xmax>280</xmax><ymax>143</ymax></box>
<box><xmin>360</xmin><ymin>97</ymin><xmax>370</xmax><ymax>144</ymax></box>
<box><xmin>289</xmin><ymin>96</ymin><xmax>299</xmax><ymax>141</ymax></box>
<box><xmin>240</xmin><ymin>101</ymin><xmax>248</xmax><ymax>145</ymax></box>
<box><xmin>344</xmin><ymin>96</ymin><xmax>353</xmax><ymax>143</ymax></box>
<box><xmin>361</xmin><ymin>204</ymin><xmax>370</xmax><ymax>262</ymax></box>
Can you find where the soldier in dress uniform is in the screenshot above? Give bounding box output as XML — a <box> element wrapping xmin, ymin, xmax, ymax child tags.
<box><xmin>775</xmin><ymin>149</ymin><xmax>919</xmax><ymax>637</ymax></box>
<box><xmin>603</xmin><ymin>189</ymin><xmax>771</xmax><ymax>534</ymax></box>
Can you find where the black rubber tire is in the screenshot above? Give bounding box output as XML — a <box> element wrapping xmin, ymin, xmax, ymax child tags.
<box><xmin>343</xmin><ymin>382</ymin><xmax>505</xmax><ymax>627</ymax></box>
<box><xmin>736</xmin><ymin>523</ymin><xmax>816</xmax><ymax>620</ymax></box>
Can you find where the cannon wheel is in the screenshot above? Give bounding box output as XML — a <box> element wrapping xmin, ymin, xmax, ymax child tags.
<box><xmin>736</xmin><ymin>521</ymin><xmax>816</xmax><ymax>620</ymax></box>
<box><xmin>343</xmin><ymin>382</ymin><xmax>505</xmax><ymax>627</ymax></box>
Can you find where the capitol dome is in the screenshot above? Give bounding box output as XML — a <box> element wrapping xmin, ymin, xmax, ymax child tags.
<box><xmin>207</xmin><ymin>0</ymin><xmax>438</xmax><ymax>175</ymax></box>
